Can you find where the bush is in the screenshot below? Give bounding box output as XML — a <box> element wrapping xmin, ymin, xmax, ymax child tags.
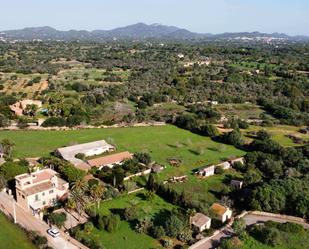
<box><xmin>84</xmin><ymin>222</ymin><xmax>94</xmax><ymax>234</ymax></box>
<box><xmin>161</xmin><ymin>237</ymin><xmax>174</xmax><ymax>248</ymax></box>
<box><xmin>42</xmin><ymin>117</ymin><xmax>66</xmax><ymax>127</ymax></box>
<box><xmin>215</xmin><ymin>166</ymin><xmax>224</xmax><ymax>175</ymax></box>
<box><xmin>151</xmin><ymin>225</ymin><xmax>165</xmax><ymax>239</ymax></box>
<box><xmin>48</xmin><ymin>212</ymin><xmax>67</xmax><ymax>228</ymax></box>
<box><xmin>164</xmin><ymin>214</ymin><xmax>185</xmax><ymax>238</ymax></box>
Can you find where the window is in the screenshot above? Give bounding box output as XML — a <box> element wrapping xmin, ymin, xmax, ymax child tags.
<box><xmin>49</xmin><ymin>190</ymin><xmax>54</xmax><ymax>194</ymax></box>
<box><xmin>22</xmin><ymin>195</ymin><xmax>25</xmax><ymax>199</ymax></box>
<box><xmin>43</xmin><ymin>201</ymin><xmax>46</xmax><ymax>205</ymax></box>
<box><xmin>42</xmin><ymin>192</ymin><xmax>45</xmax><ymax>196</ymax></box>
<box><xmin>35</xmin><ymin>194</ymin><xmax>39</xmax><ymax>201</ymax></box>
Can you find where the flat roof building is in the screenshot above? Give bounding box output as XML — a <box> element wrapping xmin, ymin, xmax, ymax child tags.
<box><xmin>55</xmin><ymin>140</ymin><xmax>115</xmax><ymax>171</ymax></box>
<box><xmin>15</xmin><ymin>169</ymin><xmax>69</xmax><ymax>214</ymax></box>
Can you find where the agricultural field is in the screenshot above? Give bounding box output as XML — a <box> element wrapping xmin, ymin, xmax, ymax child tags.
<box><xmin>0</xmin><ymin>72</ymin><xmax>49</xmax><ymax>98</ymax></box>
<box><xmin>242</xmin><ymin>125</ymin><xmax>309</xmax><ymax>147</ymax></box>
<box><xmin>78</xmin><ymin>191</ymin><xmax>178</xmax><ymax>249</ymax></box>
<box><xmin>53</xmin><ymin>67</ymin><xmax>131</xmax><ymax>87</ymax></box>
<box><xmin>216</xmin><ymin>103</ymin><xmax>265</xmax><ymax>120</ymax></box>
<box><xmin>0</xmin><ymin>213</ymin><xmax>36</xmax><ymax>249</ymax></box>
<box><xmin>0</xmin><ymin>125</ymin><xmax>244</xmax><ymax>168</ymax></box>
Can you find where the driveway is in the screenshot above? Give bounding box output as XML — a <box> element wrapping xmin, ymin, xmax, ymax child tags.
<box><xmin>0</xmin><ymin>191</ymin><xmax>86</xmax><ymax>249</ymax></box>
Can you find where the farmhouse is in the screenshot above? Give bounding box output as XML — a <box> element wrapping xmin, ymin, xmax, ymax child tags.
<box><xmin>55</xmin><ymin>140</ymin><xmax>115</xmax><ymax>171</ymax></box>
<box><xmin>10</xmin><ymin>99</ymin><xmax>42</xmax><ymax>116</ymax></box>
<box><xmin>191</xmin><ymin>213</ymin><xmax>211</xmax><ymax>232</ymax></box>
<box><xmin>209</xmin><ymin>203</ymin><xmax>232</xmax><ymax>223</ymax></box>
<box><xmin>15</xmin><ymin>169</ymin><xmax>69</xmax><ymax>215</ymax></box>
<box><xmin>197</xmin><ymin>165</ymin><xmax>215</xmax><ymax>177</ymax></box>
<box><xmin>87</xmin><ymin>151</ymin><xmax>133</xmax><ymax>169</ymax></box>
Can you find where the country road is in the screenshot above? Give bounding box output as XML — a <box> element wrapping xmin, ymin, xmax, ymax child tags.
<box><xmin>191</xmin><ymin>212</ymin><xmax>309</xmax><ymax>249</ymax></box>
<box><xmin>0</xmin><ymin>191</ymin><xmax>87</xmax><ymax>249</ymax></box>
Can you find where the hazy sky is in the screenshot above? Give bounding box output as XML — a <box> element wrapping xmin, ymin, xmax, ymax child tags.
<box><xmin>1</xmin><ymin>0</ymin><xmax>308</xmax><ymax>35</ymax></box>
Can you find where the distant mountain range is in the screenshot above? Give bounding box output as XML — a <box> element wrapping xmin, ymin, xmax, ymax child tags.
<box><xmin>0</xmin><ymin>23</ymin><xmax>308</xmax><ymax>42</ymax></box>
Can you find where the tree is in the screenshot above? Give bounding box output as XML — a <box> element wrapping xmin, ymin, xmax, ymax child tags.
<box><xmin>23</xmin><ymin>104</ymin><xmax>38</xmax><ymax>117</ymax></box>
<box><xmin>0</xmin><ymin>175</ymin><xmax>7</xmax><ymax>190</ymax></box>
<box><xmin>200</xmin><ymin>124</ymin><xmax>219</xmax><ymax>137</ymax></box>
<box><xmin>48</xmin><ymin>212</ymin><xmax>67</xmax><ymax>228</ymax></box>
<box><xmin>89</xmin><ymin>183</ymin><xmax>105</xmax><ymax>209</ymax></box>
<box><xmin>232</xmin><ymin>218</ymin><xmax>246</xmax><ymax>237</ymax></box>
<box><xmin>164</xmin><ymin>214</ymin><xmax>185</xmax><ymax>237</ymax></box>
<box><xmin>1</xmin><ymin>139</ymin><xmax>15</xmax><ymax>158</ymax></box>
<box><xmin>151</xmin><ymin>226</ymin><xmax>165</xmax><ymax>239</ymax></box>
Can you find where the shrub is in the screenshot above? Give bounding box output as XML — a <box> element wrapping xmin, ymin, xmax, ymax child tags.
<box><xmin>84</xmin><ymin>222</ymin><xmax>94</xmax><ymax>234</ymax></box>
<box><xmin>151</xmin><ymin>225</ymin><xmax>165</xmax><ymax>239</ymax></box>
<box><xmin>42</xmin><ymin>117</ymin><xmax>66</xmax><ymax>127</ymax></box>
<box><xmin>48</xmin><ymin>212</ymin><xmax>67</xmax><ymax>228</ymax></box>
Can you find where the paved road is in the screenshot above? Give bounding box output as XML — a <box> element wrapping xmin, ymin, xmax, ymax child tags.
<box><xmin>191</xmin><ymin>213</ymin><xmax>309</xmax><ymax>249</ymax></box>
<box><xmin>0</xmin><ymin>191</ymin><xmax>81</xmax><ymax>249</ymax></box>
<box><xmin>243</xmin><ymin>213</ymin><xmax>309</xmax><ymax>228</ymax></box>
<box><xmin>193</xmin><ymin>227</ymin><xmax>234</xmax><ymax>249</ymax></box>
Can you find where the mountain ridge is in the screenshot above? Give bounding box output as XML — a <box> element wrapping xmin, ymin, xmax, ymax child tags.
<box><xmin>1</xmin><ymin>23</ymin><xmax>308</xmax><ymax>42</ymax></box>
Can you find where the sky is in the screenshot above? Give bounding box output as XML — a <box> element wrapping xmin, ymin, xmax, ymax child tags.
<box><xmin>1</xmin><ymin>0</ymin><xmax>308</xmax><ymax>35</ymax></box>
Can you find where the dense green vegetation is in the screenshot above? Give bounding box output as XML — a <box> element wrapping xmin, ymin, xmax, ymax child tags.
<box><xmin>0</xmin><ymin>41</ymin><xmax>308</xmax><ymax>127</ymax></box>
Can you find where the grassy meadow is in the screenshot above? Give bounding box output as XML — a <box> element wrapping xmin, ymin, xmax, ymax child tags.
<box><xmin>80</xmin><ymin>191</ymin><xmax>178</xmax><ymax>249</ymax></box>
<box><xmin>0</xmin><ymin>125</ymin><xmax>244</xmax><ymax>174</ymax></box>
<box><xmin>0</xmin><ymin>213</ymin><xmax>36</xmax><ymax>249</ymax></box>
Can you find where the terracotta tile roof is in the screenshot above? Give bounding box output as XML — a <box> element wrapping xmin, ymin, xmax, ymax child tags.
<box><xmin>210</xmin><ymin>203</ymin><xmax>228</xmax><ymax>216</ymax></box>
<box><xmin>87</xmin><ymin>151</ymin><xmax>133</xmax><ymax>168</ymax></box>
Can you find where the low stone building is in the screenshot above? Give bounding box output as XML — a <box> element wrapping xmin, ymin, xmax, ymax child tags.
<box><xmin>209</xmin><ymin>203</ymin><xmax>232</xmax><ymax>223</ymax></box>
<box><xmin>197</xmin><ymin>165</ymin><xmax>215</xmax><ymax>177</ymax></box>
<box><xmin>191</xmin><ymin>213</ymin><xmax>212</xmax><ymax>232</ymax></box>
<box><xmin>230</xmin><ymin>180</ymin><xmax>243</xmax><ymax>189</ymax></box>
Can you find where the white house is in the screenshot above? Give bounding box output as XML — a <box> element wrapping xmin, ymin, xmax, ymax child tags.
<box><xmin>15</xmin><ymin>169</ymin><xmax>69</xmax><ymax>215</ymax></box>
<box><xmin>209</xmin><ymin>203</ymin><xmax>232</xmax><ymax>223</ymax></box>
<box><xmin>191</xmin><ymin>213</ymin><xmax>211</xmax><ymax>232</ymax></box>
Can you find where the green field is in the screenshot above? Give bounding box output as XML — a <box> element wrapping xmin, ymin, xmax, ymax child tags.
<box><xmin>243</xmin><ymin>125</ymin><xmax>309</xmax><ymax>147</ymax></box>
<box><xmin>0</xmin><ymin>213</ymin><xmax>36</xmax><ymax>249</ymax></box>
<box><xmin>0</xmin><ymin>125</ymin><xmax>244</xmax><ymax>173</ymax></box>
<box><xmin>216</xmin><ymin>103</ymin><xmax>265</xmax><ymax>120</ymax></box>
<box><xmin>79</xmin><ymin>191</ymin><xmax>178</xmax><ymax>249</ymax></box>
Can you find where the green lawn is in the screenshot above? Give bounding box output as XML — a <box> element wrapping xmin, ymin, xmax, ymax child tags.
<box><xmin>80</xmin><ymin>191</ymin><xmax>178</xmax><ymax>249</ymax></box>
<box><xmin>0</xmin><ymin>213</ymin><xmax>36</xmax><ymax>249</ymax></box>
<box><xmin>163</xmin><ymin>169</ymin><xmax>242</xmax><ymax>211</ymax></box>
<box><xmin>0</xmin><ymin>125</ymin><xmax>244</xmax><ymax>172</ymax></box>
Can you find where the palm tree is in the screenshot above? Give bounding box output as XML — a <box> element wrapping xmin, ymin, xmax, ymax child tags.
<box><xmin>70</xmin><ymin>189</ymin><xmax>87</xmax><ymax>221</ymax></box>
<box><xmin>1</xmin><ymin>139</ymin><xmax>15</xmax><ymax>158</ymax></box>
<box><xmin>71</xmin><ymin>179</ymin><xmax>87</xmax><ymax>193</ymax></box>
<box><xmin>89</xmin><ymin>184</ymin><xmax>105</xmax><ymax>210</ymax></box>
